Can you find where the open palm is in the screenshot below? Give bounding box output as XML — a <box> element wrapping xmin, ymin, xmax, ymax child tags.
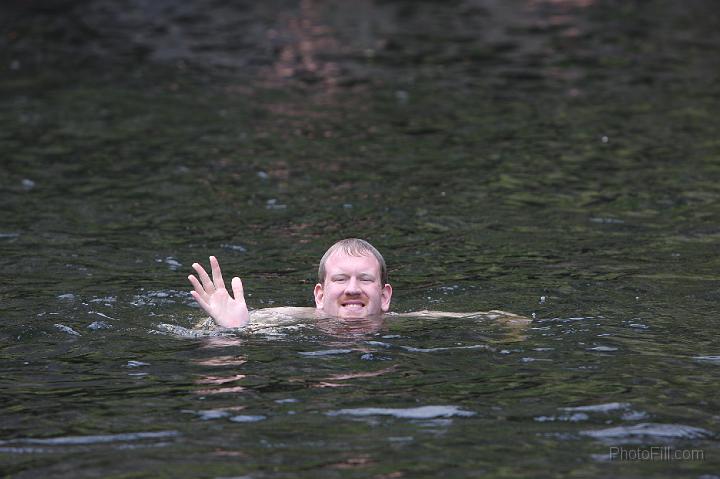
<box><xmin>188</xmin><ymin>256</ymin><xmax>249</xmax><ymax>328</ymax></box>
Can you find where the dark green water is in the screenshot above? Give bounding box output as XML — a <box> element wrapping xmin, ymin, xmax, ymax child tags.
<box><xmin>2</xmin><ymin>0</ymin><xmax>720</xmax><ymax>477</ymax></box>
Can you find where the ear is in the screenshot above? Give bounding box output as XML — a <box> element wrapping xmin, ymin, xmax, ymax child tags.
<box><xmin>313</xmin><ymin>283</ymin><xmax>325</xmax><ymax>309</ymax></box>
<box><xmin>380</xmin><ymin>283</ymin><xmax>393</xmax><ymax>312</ymax></box>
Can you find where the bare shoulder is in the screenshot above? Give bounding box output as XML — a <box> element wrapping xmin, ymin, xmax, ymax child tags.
<box><xmin>390</xmin><ymin>310</ymin><xmax>469</xmax><ymax>318</ymax></box>
<box><xmin>485</xmin><ymin>309</ymin><xmax>532</xmax><ymax>326</ymax></box>
<box><xmin>391</xmin><ymin>309</ymin><xmax>531</xmax><ymax>326</ymax></box>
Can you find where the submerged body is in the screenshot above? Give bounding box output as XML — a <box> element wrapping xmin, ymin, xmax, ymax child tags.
<box><xmin>187</xmin><ymin>238</ymin><xmax>530</xmax><ymax>335</ymax></box>
<box><xmin>188</xmin><ymin>307</ymin><xmax>530</xmax><ymax>341</ymax></box>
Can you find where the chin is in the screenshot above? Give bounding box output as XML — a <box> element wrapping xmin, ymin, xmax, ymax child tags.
<box><xmin>338</xmin><ymin>308</ymin><xmax>368</xmax><ymax>319</ymax></box>
<box><xmin>339</xmin><ymin>306</ymin><xmax>386</xmax><ymax>319</ymax></box>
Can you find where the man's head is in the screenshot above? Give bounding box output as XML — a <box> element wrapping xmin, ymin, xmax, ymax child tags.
<box><xmin>314</xmin><ymin>238</ymin><xmax>392</xmax><ymax>319</ymax></box>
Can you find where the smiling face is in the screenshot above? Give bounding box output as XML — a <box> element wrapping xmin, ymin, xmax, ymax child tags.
<box><xmin>314</xmin><ymin>249</ymin><xmax>392</xmax><ymax>319</ymax></box>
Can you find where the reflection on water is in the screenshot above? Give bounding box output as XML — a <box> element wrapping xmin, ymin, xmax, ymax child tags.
<box><xmin>265</xmin><ymin>0</ymin><xmax>344</xmax><ymax>89</ymax></box>
<box><xmin>2</xmin><ymin>0</ymin><xmax>720</xmax><ymax>476</ymax></box>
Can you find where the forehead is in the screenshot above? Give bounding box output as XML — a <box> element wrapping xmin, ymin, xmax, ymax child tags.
<box><xmin>325</xmin><ymin>250</ymin><xmax>381</xmax><ymax>274</ymax></box>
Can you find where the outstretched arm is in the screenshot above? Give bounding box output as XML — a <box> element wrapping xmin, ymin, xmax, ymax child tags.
<box><xmin>188</xmin><ymin>256</ymin><xmax>249</xmax><ymax>328</ymax></box>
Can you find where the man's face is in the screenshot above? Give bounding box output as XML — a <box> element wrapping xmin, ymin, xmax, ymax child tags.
<box><xmin>314</xmin><ymin>250</ymin><xmax>392</xmax><ymax>319</ymax></box>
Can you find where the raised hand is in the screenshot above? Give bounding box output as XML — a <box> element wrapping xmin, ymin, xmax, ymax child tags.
<box><xmin>188</xmin><ymin>256</ymin><xmax>249</xmax><ymax>328</ymax></box>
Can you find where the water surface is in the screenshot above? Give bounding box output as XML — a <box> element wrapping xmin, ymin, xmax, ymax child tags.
<box><xmin>1</xmin><ymin>0</ymin><xmax>720</xmax><ymax>476</ymax></box>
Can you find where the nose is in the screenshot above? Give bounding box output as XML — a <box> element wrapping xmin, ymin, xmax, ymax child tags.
<box><xmin>345</xmin><ymin>276</ymin><xmax>361</xmax><ymax>294</ymax></box>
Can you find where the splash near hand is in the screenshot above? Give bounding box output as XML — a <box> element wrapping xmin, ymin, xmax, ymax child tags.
<box><xmin>188</xmin><ymin>256</ymin><xmax>249</xmax><ymax>328</ymax></box>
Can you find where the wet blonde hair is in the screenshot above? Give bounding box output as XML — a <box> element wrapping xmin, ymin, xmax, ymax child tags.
<box><xmin>317</xmin><ymin>238</ymin><xmax>388</xmax><ymax>285</ymax></box>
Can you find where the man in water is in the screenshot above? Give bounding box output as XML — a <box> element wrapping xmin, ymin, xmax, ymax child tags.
<box><xmin>188</xmin><ymin>238</ymin><xmax>393</xmax><ymax>328</ymax></box>
<box><xmin>188</xmin><ymin>237</ymin><xmax>530</xmax><ymax>335</ymax></box>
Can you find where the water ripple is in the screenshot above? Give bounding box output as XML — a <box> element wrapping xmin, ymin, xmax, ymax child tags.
<box><xmin>400</xmin><ymin>344</ymin><xmax>493</xmax><ymax>353</ymax></box>
<box><xmin>581</xmin><ymin>423</ymin><xmax>712</xmax><ymax>441</ymax></box>
<box><xmin>299</xmin><ymin>349</ymin><xmax>353</xmax><ymax>356</ymax></box>
<box><xmin>0</xmin><ymin>430</ymin><xmax>179</xmax><ymax>446</ymax></box>
<box><xmin>561</xmin><ymin>402</ymin><xmax>631</xmax><ymax>413</ymax></box>
<box><xmin>229</xmin><ymin>415</ymin><xmax>267</xmax><ymax>423</ymax></box>
<box><xmin>534</xmin><ymin>413</ymin><xmax>589</xmax><ymax>422</ymax></box>
<box><xmin>327</xmin><ymin>405</ymin><xmax>475</xmax><ymax>419</ymax></box>
<box><xmin>53</xmin><ymin>324</ymin><xmax>81</xmax><ymax>336</ymax></box>
<box><xmin>693</xmin><ymin>356</ymin><xmax>720</xmax><ymax>363</ymax></box>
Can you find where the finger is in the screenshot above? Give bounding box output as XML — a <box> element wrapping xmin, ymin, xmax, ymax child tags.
<box><xmin>188</xmin><ymin>275</ymin><xmax>208</xmax><ymax>300</ymax></box>
<box><xmin>210</xmin><ymin>256</ymin><xmax>225</xmax><ymax>290</ymax></box>
<box><xmin>231</xmin><ymin>277</ymin><xmax>244</xmax><ymax>302</ymax></box>
<box><xmin>191</xmin><ymin>290</ymin><xmax>212</xmax><ymax>314</ymax></box>
<box><xmin>192</xmin><ymin>262</ymin><xmax>215</xmax><ymax>293</ymax></box>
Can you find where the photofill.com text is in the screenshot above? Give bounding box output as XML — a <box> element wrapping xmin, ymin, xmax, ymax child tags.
<box><xmin>609</xmin><ymin>446</ymin><xmax>704</xmax><ymax>462</ymax></box>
